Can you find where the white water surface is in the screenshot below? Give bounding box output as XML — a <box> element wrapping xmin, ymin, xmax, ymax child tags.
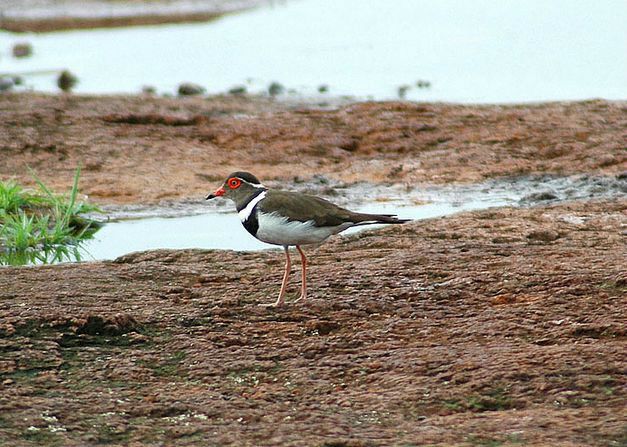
<box><xmin>1</xmin><ymin>0</ymin><xmax>625</xmax><ymax>102</ymax></box>
<box><xmin>79</xmin><ymin>199</ymin><xmax>507</xmax><ymax>260</ymax></box>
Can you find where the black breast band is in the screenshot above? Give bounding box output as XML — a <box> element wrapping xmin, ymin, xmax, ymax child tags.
<box><xmin>242</xmin><ymin>206</ymin><xmax>259</xmax><ymax>236</ymax></box>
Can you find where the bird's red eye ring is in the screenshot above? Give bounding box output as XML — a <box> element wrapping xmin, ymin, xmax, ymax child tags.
<box><xmin>228</xmin><ymin>178</ymin><xmax>242</xmax><ymax>189</ymax></box>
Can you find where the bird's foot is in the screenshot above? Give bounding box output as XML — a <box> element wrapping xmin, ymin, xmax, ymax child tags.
<box><xmin>294</xmin><ymin>294</ymin><xmax>307</xmax><ymax>303</ymax></box>
<box><xmin>259</xmin><ymin>300</ymin><xmax>284</xmax><ymax>308</ymax></box>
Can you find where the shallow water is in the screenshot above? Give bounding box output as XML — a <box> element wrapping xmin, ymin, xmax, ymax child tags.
<box><xmin>76</xmin><ymin>173</ymin><xmax>627</xmax><ymax>261</ymax></box>
<box><xmin>2</xmin><ymin>174</ymin><xmax>623</xmax><ymax>265</ymax></box>
<box><xmin>78</xmin><ymin>199</ymin><xmax>508</xmax><ymax>260</ymax></box>
<box><xmin>2</xmin><ymin>0</ymin><xmax>625</xmax><ymax>102</ymax></box>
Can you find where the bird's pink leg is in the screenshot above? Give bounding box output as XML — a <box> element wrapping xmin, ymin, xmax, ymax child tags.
<box><xmin>261</xmin><ymin>246</ymin><xmax>291</xmax><ymax>307</ymax></box>
<box><xmin>294</xmin><ymin>245</ymin><xmax>307</xmax><ymax>302</ymax></box>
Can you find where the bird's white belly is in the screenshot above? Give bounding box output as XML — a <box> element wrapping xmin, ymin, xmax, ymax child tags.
<box><xmin>255</xmin><ymin>212</ymin><xmax>348</xmax><ymax>246</ymax></box>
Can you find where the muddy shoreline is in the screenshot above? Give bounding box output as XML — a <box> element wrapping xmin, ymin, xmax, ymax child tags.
<box><xmin>0</xmin><ymin>0</ymin><xmax>267</xmax><ymax>33</ymax></box>
<box><xmin>1</xmin><ymin>94</ymin><xmax>625</xmax><ymax>205</ymax></box>
<box><xmin>0</xmin><ymin>92</ymin><xmax>626</xmax><ymax>446</ymax></box>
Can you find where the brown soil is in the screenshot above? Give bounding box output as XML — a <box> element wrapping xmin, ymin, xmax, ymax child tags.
<box><xmin>0</xmin><ymin>93</ymin><xmax>626</xmax><ymax>446</ymax></box>
<box><xmin>0</xmin><ymin>0</ymin><xmax>262</xmax><ymax>33</ymax></box>
<box><xmin>0</xmin><ymin>12</ymin><xmax>225</xmax><ymax>33</ymax></box>
<box><xmin>0</xmin><ymin>200</ymin><xmax>625</xmax><ymax>446</ymax></box>
<box><xmin>1</xmin><ymin>94</ymin><xmax>625</xmax><ymax>205</ymax></box>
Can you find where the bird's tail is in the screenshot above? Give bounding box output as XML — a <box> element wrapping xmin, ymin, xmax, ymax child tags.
<box><xmin>351</xmin><ymin>213</ymin><xmax>411</xmax><ymax>226</ymax></box>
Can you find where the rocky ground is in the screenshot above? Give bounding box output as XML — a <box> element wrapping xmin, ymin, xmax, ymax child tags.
<box><xmin>0</xmin><ymin>200</ymin><xmax>625</xmax><ymax>446</ymax></box>
<box><xmin>0</xmin><ymin>93</ymin><xmax>626</xmax><ymax>446</ymax></box>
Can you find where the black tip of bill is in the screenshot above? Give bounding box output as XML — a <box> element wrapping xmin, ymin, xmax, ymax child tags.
<box><xmin>205</xmin><ymin>194</ymin><xmax>215</xmax><ymax>200</ymax></box>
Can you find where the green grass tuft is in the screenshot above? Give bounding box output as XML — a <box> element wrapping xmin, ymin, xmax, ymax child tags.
<box><xmin>0</xmin><ymin>167</ymin><xmax>102</xmax><ymax>265</ymax></box>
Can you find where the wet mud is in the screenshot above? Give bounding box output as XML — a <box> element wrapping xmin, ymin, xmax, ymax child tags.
<box><xmin>0</xmin><ymin>94</ymin><xmax>625</xmax><ymax>206</ymax></box>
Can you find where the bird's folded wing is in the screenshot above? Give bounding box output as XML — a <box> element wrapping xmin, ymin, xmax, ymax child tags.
<box><xmin>259</xmin><ymin>191</ymin><xmax>359</xmax><ymax>227</ymax></box>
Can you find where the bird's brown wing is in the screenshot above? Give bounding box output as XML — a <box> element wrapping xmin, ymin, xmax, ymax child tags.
<box><xmin>260</xmin><ymin>191</ymin><xmax>407</xmax><ymax>227</ymax></box>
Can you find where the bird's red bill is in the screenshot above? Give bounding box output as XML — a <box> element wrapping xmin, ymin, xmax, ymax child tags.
<box><xmin>213</xmin><ymin>186</ymin><xmax>225</xmax><ymax>196</ymax></box>
<box><xmin>205</xmin><ymin>186</ymin><xmax>225</xmax><ymax>200</ymax></box>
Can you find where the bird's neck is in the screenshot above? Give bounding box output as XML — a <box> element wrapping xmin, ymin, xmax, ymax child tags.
<box><xmin>236</xmin><ymin>188</ymin><xmax>267</xmax><ymax>212</ymax></box>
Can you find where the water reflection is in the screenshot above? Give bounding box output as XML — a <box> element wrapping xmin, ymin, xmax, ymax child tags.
<box><xmin>2</xmin><ymin>244</ymin><xmax>86</xmax><ymax>266</ymax></box>
<box><xmin>0</xmin><ymin>224</ymin><xmax>101</xmax><ymax>266</ymax></box>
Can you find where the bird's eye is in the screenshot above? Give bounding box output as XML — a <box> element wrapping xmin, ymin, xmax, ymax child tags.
<box><xmin>228</xmin><ymin>178</ymin><xmax>241</xmax><ymax>189</ymax></box>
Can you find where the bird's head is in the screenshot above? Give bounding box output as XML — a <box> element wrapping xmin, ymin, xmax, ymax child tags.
<box><xmin>205</xmin><ymin>171</ymin><xmax>265</xmax><ymax>207</ymax></box>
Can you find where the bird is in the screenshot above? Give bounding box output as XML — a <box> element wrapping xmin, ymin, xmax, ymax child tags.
<box><xmin>206</xmin><ymin>171</ymin><xmax>409</xmax><ymax>307</ymax></box>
